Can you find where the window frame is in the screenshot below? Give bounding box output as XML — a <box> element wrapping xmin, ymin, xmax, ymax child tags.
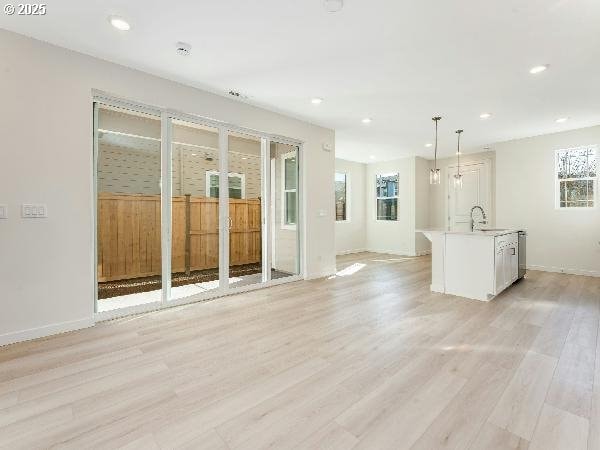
<box><xmin>205</xmin><ymin>170</ymin><xmax>246</xmax><ymax>199</ymax></box>
<box><xmin>335</xmin><ymin>171</ymin><xmax>350</xmax><ymax>222</ymax></box>
<box><xmin>375</xmin><ymin>172</ymin><xmax>399</xmax><ymax>221</ymax></box>
<box><xmin>281</xmin><ymin>151</ymin><xmax>298</xmax><ymax>230</ymax></box>
<box><xmin>554</xmin><ymin>146</ymin><xmax>597</xmax><ymax>210</ymax></box>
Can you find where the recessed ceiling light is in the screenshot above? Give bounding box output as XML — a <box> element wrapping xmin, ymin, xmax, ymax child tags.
<box><xmin>483</xmin><ymin>146</ymin><xmax>490</xmax><ymax>150</ymax></box>
<box><xmin>555</xmin><ymin>117</ymin><xmax>569</xmax><ymax>123</ymax></box>
<box><xmin>369</xmin><ymin>155</ymin><xmax>375</xmax><ymax>160</ymax></box>
<box><xmin>323</xmin><ymin>0</ymin><xmax>344</xmax><ymax>12</ymax></box>
<box><xmin>362</xmin><ymin>118</ymin><xmax>372</xmax><ymax>124</ymax></box>
<box><xmin>311</xmin><ymin>97</ymin><xmax>323</xmax><ymax>104</ymax></box>
<box><xmin>479</xmin><ymin>113</ymin><xmax>492</xmax><ymax>119</ymax></box>
<box><xmin>242</xmin><ymin>157</ymin><xmax>248</xmax><ymax>160</ymax></box>
<box><xmin>191</xmin><ymin>153</ymin><xmax>197</xmax><ymax>156</ymax></box>
<box><xmin>529</xmin><ymin>64</ymin><xmax>548</xmax><ymax>74</ymax></box>
<box><xmin>108</xmin><ymin>16</ymin><xmax>130</xmax><ymax>31</ymax></box>
<box><xmin>425</xmin><ymin>143</ymin><xmax>433</xmax><ymax>148</ymax></box>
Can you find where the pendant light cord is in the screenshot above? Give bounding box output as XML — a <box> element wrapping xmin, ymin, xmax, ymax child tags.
<box><xmin>433</xmin><ymin>116</ymin><xmax>441</xmax><ymax>170</ymax></box>
<box><xmin>434</xmin><ymin>119</ymin><xmax>438</xmax><ymax>170</ymax></box>
<box><xmin>456</xmin><ymin>129</ymin><xmax>463</xmax><ymax>176</ymax></box>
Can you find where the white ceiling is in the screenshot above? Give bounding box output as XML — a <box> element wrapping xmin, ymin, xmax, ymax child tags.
<box><xmin>2</xmin><ymin>0</ymin><xmax>600</xmax><ymax>163</ymax></box>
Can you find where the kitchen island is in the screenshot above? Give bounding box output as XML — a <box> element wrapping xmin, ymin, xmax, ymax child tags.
<box><xmin>417</xmin><ymin>228</ymin><xmax>525</xmax><ymax>301</ymax></box>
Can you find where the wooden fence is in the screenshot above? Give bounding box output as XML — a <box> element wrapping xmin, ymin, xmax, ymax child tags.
<box><xmin>98</xmin><ymin>193</ymin><xmax>261</xmax><ymax>282</ymax></box>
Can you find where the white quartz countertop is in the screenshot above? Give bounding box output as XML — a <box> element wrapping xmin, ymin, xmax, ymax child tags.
<box><xmin>416</xmin><ymin>228</ymin><xmax>523</xmax><ymax>237</ymax></box>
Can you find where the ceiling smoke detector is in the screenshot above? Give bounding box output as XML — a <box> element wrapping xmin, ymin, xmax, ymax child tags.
<box><xmin>228</xmin><ymin>90</ymin><xmax>249</xmax><ymax>100</ymax></box>
<box><xmin>323</xmin><ymin>0</ymin><xmax>344</xmax><ymax>12</ymax></box>
<box><xmin>176</xmin><ymin>42</ymin><xmax>191</xmax><ymax>56</ymax></box>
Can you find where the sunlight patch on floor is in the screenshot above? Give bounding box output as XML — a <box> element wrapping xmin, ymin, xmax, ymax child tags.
<box><xmin>328</xmin><ymin>262</ymin><xmax>366</xmax><ymax>279</ymax></box>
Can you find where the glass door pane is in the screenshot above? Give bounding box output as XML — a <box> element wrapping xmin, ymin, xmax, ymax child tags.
<box><xmin>270</xmin><ymin>142</ymin><xmax>300</xmax><ymax>279</ymax></box>
<box><xmin>95</xmin><ymin>104</ymin><xmax>162</xmax><ymax>312</ymax></box>
<box><xmin>228</xmin><ymin>132</ymin><xmax>263</xmax><ymax>287</ymax></box>
<box><xmin>170</xmin><ymin>120</ymin><xmax>221</xmax><ymax>300</ymax></box>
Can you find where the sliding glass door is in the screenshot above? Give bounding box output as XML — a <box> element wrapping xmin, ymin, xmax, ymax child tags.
<box><xmin>227</xmin><ymin>132</ymin><xmax>265</xmax><ymax>288</ymax></box>
<box><xmin>95</xmin><ymin>103</ymin><xmax>162</xmax><ymax>313</ymax></box>
<box><xmin>270</xmin><ymin>142</ymin><xmax>300</xmax><ymax>279</ymax></box>
<box><xmin>169</xmin><ymin>119</ymin><xmax>221</xmax><ymax>300</ymax></box>
<box><xmin>94</xmin><ymin>97</ymin><xmax>302</xmax><ymax>316</ymax></box>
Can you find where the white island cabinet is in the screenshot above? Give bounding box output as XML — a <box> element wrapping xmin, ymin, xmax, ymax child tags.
<box><xmin>417</xmin><ymin>229</ymin><xmax>522</xmax><ymax>302</ymax></box>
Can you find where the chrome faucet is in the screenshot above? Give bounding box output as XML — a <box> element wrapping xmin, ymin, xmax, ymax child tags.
<box><xmin>470</xmin><ymin>205</ymin><xmax>487</xmax><ymax>231</ymax></box>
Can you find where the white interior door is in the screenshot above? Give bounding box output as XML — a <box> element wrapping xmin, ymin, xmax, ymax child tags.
<box><xmin>447</xmin><ymin>162</ymin><xmax>490</xmax><ymax>231</ymax></box>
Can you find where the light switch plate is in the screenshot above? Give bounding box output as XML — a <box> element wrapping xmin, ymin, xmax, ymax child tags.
<box><xmin>0</xmin><ymin>204</ymin><xmax>7</xmax><ymax>219</ymax></box>
<box><xmin>22</xmin><ymin>204</ymin><xmax>47</xmax><ymax>218</ymax></box>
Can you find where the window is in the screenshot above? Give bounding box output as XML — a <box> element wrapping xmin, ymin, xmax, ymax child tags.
<box><xmin>282</xmin><ymin>153</ymin><xmax>297</xmax><ymax>227</ymax></box>
<box><xmin>205</xmin><ymin>171</ymin><xmax>245</xmax><ymax>199</ymax></box>
<box><xmin>556</xmin><ymin>146</ymin><xmax>596</xmax><ymax>208</ymax></box>
<box><xmin>335</xmin><ymin>172</ymin><xmax>348</xmax><ymax>221</ymax></box>
<box><xmin>376</xmin><ymin>173</ymin><xmax>399</xmax><ymax>220</ymax></box>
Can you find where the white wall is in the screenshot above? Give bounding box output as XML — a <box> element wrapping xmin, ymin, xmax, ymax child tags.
<box><xmin>366</xmin><ymin>157</ymin><xmax>416</xmax><ymax>255</ymax></box>
<box><xmin>414</xmin><ymin>157</ymin><xmax>431</xmax><ymax>255</ymax></box>
<box><xmin>0</xmin><ymin>30</ymin><xmax>335</xmax><ymax>345</ymax></box>
<box><xmin>495</xmin><ymin>126</ymin><xmax>600</xmax><ymax>276</ymax></box>
<box><xmin>334</xmin><ymin>158</ymin><xmax>366</xmax><ymax>255</ymax></box>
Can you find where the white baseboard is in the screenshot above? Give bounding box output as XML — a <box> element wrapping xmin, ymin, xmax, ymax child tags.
<box><xmin>365</xmin><ymin>248</ymin><xmax>413</xmax><ymax>257</ymax></box>
<box><xmin>366</xmin><ymin>248</ymin><xmax>432</xmax><ymax>257</ymax></box>
<box><xmin>528</xmin><ymin>264</ymin><xmax>600</xmax><ymax>278</ymax></box>
<box><xmin>336</xmin><ymin>248</ymin><xmax>367</xmax><ymax>256</ymax></box>
<box><xmin>0</xmin><ymin>317</ymin><xmax>95</xmax><ymax>347</ymax></box>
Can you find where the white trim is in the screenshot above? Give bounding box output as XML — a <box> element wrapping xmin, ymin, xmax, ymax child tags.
<box><xmin>205</xmin><ymin>170</ymin><xmax>246</xmax><ymax>199</ymax></box>
<box><xmin>445</xmin><ymin>159</ymin><xmax>493</xmax><ymax>230</ymax></box>
<box><xmin>92</xmin><ymin>102</ymin><xmax>99</xmax><ymax>314</ymax></box>
<box><xmin>375</xmin><ymin>172</ymin><xmax>399</xmax><ymax>221</ymax></box>
<box><xmin>0</xmin><ymin>317</ymin><xmax>94</xmax><ymax>347</ymax></box>
<box><xmin>554</xmin><ymin>146</ymin><xmax>597</xmax><ymax>210</ymax></box>
<box><xmin>336</xmin><ymin>248</ymin><xmax>367</xmax><ymax>255</ymax></box>
<box><xmin>527</xmin><ymin>264</ymin><xmax>600</xmax><ymax>278</ymax></box>
<box><xmin>297</xmin><ymin>143</ymin><xmax>304</xmax><ymax>276</ymax></box>
<box><xmin>262</xmin><ymin>138</ymin><xmax>271</xmax><ymax>283</ymax></box>
<box><xmin>161</xmin><ymin>113</ymin><xmax>172</xmax><ymax>303</ymax></box>
<box><xmin>365</xmin><ymin>249</ymin><xmax>414</xmax><ymax>256</ymax></box>
<box><xmin>335</xmin><ymin>171</ymin><xmax>350</xmax><ymax>222</ymax></box>
<box><xmin>281</xmin><ymin>150</ymin><xmax>298</xmax><ymax>230</ymax></box>
<box><xmin>218</xmin><ymin>127</ymin><xmax>229</xmax><ymax>290</ymax></box>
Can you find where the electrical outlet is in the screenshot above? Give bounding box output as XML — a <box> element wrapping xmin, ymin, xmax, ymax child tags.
<box><xmin>21</xmin><ymin>204</ymin><xmax>47</xmax><ymax>218</ymax></box>
<box><xmin>0</xmin><ymin>204</ymin><xmax>7</xmax><ymax>219</ymax></box>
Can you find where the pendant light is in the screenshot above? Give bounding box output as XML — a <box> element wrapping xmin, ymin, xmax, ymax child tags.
<box><xmin>454</xmin><ymin>129</ymin><xmax>464</xmax><ymax>188</ymax></box>
<box><xmin>429</xmin><ymin>116</ymin><xmax>442</xmax><ymax>184</ymax></box>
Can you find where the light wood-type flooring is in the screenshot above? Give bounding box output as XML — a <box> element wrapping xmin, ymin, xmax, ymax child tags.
<box><xmin>1</xmin><ymin>252</ymin><xmax>600</xmax><ymax>449</ymax></box>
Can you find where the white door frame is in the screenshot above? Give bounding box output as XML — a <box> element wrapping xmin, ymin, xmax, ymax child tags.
<box><xmin>445</xmin><ymin>159</ymin><xmax>493</xmax><ymax>230</ymax></box>
<box><xmin>92</xmin><ymin>93</ymin><xmax>304</xmax><ymax>322</ymax></box>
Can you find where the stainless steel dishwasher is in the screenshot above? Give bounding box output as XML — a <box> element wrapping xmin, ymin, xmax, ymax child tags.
<box><xmin>518</xmin><ymin>231</ymin><xmax>527</xmax><ymax>279</ymax></box>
